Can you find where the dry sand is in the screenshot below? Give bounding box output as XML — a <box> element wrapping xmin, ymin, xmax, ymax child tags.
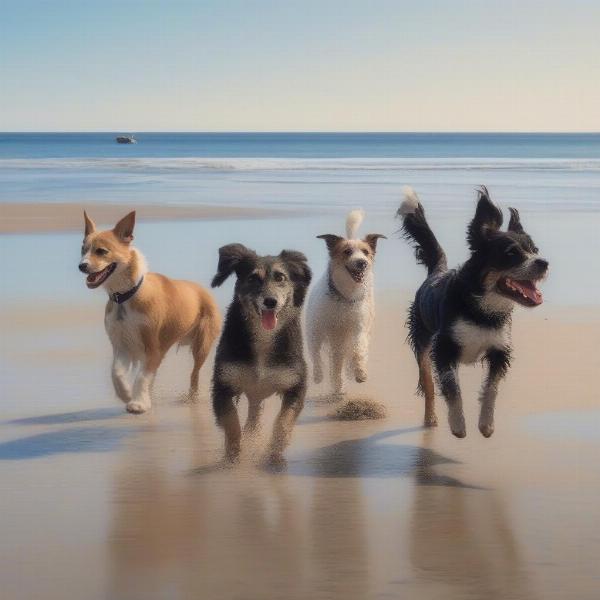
<box><xmin>0</xmin><ymin>201</ymin><xmax>298</xmax><ymax>233</ymax></box>
<box><xmin>0</xmin><ymin>288</ymin><xmax>598</xmax><ymax>599</ymax></box>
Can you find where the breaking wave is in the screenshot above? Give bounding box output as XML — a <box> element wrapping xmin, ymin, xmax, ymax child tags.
<box><xmin>2</xmin><ymin>157</ymin><xmax>600</xmax><ymax>173</ymax></box>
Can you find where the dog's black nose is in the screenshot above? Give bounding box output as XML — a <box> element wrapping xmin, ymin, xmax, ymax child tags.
<box><xmin>534</xmin><ymin>258</ymin><xmax>549</xmax><ymax>271</ymax></box>
<box><xmin>263</xmin><ymin>297</ymin><xmax>277</xmax><ymax>309</ymax></box>
<box><xmin>355</xmin><ymin>259</ymin><xmax>368</xmax><ymax>271</ymax></box>
<box><xmin>78</xmin><ymin>263</ymin><xmax>88</xmax><ymax>273</ymax></box>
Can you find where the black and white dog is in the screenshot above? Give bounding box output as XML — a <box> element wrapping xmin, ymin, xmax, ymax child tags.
<box><xmin>398</xmin><ymin>187</ymin><xmax>548</xmax><ymax>438</ymax></box>
<box><xmin>211</xmin><ymin>244</ymin><xmax>312</xmax><ymax>465</ymax></box>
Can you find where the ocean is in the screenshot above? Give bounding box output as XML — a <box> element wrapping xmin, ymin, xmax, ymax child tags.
<box><xmin>0</xmin><ymin>132</ymin><xmax>599</xmax><ymax>306</ymax></box>
<box><xmin>1</xmin><ymin>132</ymin><xmax>599</xmax><ymax>212</ymax></box>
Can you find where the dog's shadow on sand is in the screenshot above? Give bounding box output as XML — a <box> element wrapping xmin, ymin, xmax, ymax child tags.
<box><xmin>0</xmin><ymin>407</ymin><xmax>132</xmax><ymax>460</ymax></box>
<box><xmin>192</xmin><ymin>426</ymin><xmax>480</xmax><ymax>488</ymax></box>
<box><xmin>287</xmin><ymin>427</ymin><xmax>478</xmax><ymax>487</ymax></box>
<box><xmin>0</xmin><ymin>425</ymin><xmax>132</xmax><ymax>460</ymax></box>
<box><xmin>5</xmin><ymin>407</ymin><xmax>124</xmax><ymax>426</ymax></box>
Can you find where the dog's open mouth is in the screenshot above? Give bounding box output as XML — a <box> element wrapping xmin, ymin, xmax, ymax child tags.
<box><xmin>86</xmin><ymin>263</ymin><xmax>116</xmax><ymax>289</ymax></box>
<box><xmin>260</xmin><ymin>309</ymin><xmax>278</xmax><ymax>331</ymax></box>
<box><xmin>346</xmin><ymin>266</ymin><xmax>365</xmax><ymax>283</ymax></box>
<box><xmin>497</xmin><ymin>277</ymin><xmax>543</xmax><ymax>307</ymax></box>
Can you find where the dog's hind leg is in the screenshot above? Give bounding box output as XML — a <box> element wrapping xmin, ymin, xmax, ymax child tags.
<box><xmin>212</xmin><ymin>380</ymin><xmax>242</xmax><ymax>462</ymax></box>
<box><xmin>268</xmin><ymin>382</ymin><xmax>305</xmax><ymax>468</ymax></box>
<box><xmin>432</xmin><ymin>334</ymin><xmax>466</xmax><ymax>438</ymax></box>
<box><xmin>418</xmin><ymin>349</ymin><xmax>437</xmax><ymax>427</ymax></box>
<box><xmin>111</xmin><ymin>351</ymin><xmax>132</xmax><ymax>403</ymax></box>
<box><xmin>408</xmin><ymin>302</ymin><xmax>436</xmax><ymax>425</ymax></box>
<box><xmin>478</xmin><ymin>348</ymin><xmax>511</xmax><ymax>438</ymax></box>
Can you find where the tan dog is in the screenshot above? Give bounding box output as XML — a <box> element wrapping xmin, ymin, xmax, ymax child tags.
<box><xmin>79</xmin><ymin>211</ymin><xmax>220</xmax><ymax>413</ymax></box>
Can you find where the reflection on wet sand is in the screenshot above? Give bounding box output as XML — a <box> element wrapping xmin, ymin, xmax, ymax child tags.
<box><xmin>110</xmin><ymin>419</ymin><xmax>506</xmax><ymax>599</ymax></box>
<box><xmin>409</xmin><ymin>430</ymin><xmax>535</xmax><ymax>600</ymax></box>
<box><xmin>108</xmin><ymin>408</ymin><xmax>310</xmax><ymax>599</ymax></box>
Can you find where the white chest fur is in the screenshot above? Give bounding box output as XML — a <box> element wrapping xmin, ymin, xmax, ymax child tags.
<box><xmin>104</xmin><ymin>304</ymin><xmax>147</xmax><ymax>361</ymax></box>
<box><xmin>452</xmin><ymin>318</ymin><xmax>510</xmax><ymax>364</ymax></box>
<box><xmin>308</xmin><ymin>274</ymin><xmax>373</xmax><ymax>335</ymax></box>
<box><xmin>218</xmin><ymin>361</ymin><xmax>300</xmax><ymax>401</ymax></box>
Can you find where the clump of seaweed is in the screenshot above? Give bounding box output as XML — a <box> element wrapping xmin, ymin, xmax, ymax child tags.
<box><xmin>330</xmin><ymin>398</ymin><xmax>387</xmax><ymax>421</ymax></box>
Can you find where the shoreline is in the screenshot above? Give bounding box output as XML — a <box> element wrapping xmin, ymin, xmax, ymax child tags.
<box><xmin>0</xmin><ymin>202</ymin><xmax>302</xmax><ymax>234</ymax></box>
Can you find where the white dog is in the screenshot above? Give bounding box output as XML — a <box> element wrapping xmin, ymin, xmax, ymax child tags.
<box><xmin>307</xmin><ymin>210</ymin><xmax>386</xmax><ymax>395</ymax></box>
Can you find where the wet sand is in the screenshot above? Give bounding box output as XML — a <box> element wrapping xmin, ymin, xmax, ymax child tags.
<box><xmin>0</xmin><ymin>202</ymin><xmax>298</xmax><ymax>234</ymax></box>
<box><xmin>1</xmin><ymin>290</ymin><xmax>598</xmax><ymax>600</ymax></box>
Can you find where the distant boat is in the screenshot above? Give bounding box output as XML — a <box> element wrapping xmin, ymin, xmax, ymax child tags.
<box><xmin>116</xmin><ymin>135</ymin><xmax>136</xmax><ymax>144</ymax></box>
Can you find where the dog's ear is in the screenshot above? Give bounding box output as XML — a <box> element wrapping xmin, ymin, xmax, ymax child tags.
<box><xmin>279</xmin><ymin>250</ymin><xmax>312</xmax><ymax>306</ymax></box>
<box><xmin>317</xmin><ymin>234</ymin><xmax>344</xmax><ymax>254</ymax></box>
<box><xmin>467</xmin><ymin>187</ymin><xmax>503</xmax><ymax>250</ymax></box>
<box><xmin>113</xmin><ymin>211</ymin><xmax>136</xmax><ymax>244</ymax></box>
<box><xmin>83</xmin><ymin>211</ymin><xmax>96</xmax><ymax>237</ymax></box>
<box><xmin>211</xmin><ymin>243</ymin><xmax>257</xmax><ymax>287</ymax></box>
<box><xmin>507</xmin><ymin>207</ymin><xmax>525</xmax><ymax>234</ymax></box>
<box><xmin>363</xmin><ymin>233</ymin><xmax>387</xmax><ymax>253</ymax></box>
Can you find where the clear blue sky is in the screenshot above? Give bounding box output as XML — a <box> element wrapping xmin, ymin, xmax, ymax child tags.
<box><xmin>1</xmin><ymin>0</ymin><xmax>599</xmax><ymax>131</ymax></box>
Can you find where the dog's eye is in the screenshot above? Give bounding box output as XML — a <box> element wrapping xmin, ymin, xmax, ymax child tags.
<box><xmin>361</xmin><ymin>248</ymin><xmax>370</xmax><ymax>256</ymax></box>
<box><xmin>533</xmin><ymin>246</ymin><xmax>539</xmax><ymax>254</ymax></box>
<box><xmin>95</xmin><ymin>248</ymin><xmax>108</xmax><ymax>256</ymax></box>
<box><xmin>343</xmin><ymin>248</ymin><xmax>353</xmax><ymax>257</ymax></box>
<box><xmin>273</xmin><ymin>272</ymin><xmax>286</xmax><ymax>282</ymax></box>
<box><xmin>248</xmin><ymin>273</ymin><xmax>261</xmax><ymax>283</ymax></box>
<box><xmin>504</xmin><ymin>247</ymin><xmax>517</xmax><ymax>257</ymax></box>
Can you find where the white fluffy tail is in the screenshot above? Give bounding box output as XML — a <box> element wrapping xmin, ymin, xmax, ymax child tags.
<box><xmin>398</xmin><ymin>186</ymin><xmax>420</xmax><ymax>216</ymax></box>
<box><xmin>346</xmin><ymin>209</ymin><xmax>365</xmax><ymax>239</ymax></box>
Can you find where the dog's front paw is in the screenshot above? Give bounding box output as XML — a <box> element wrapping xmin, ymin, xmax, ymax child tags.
<box><xmin>448</xmin><ymin>410</ymin><xmax>466</xmax><ymax>438</ymax></box>
<box><xmin>263</xmin><ymin>452</ymin><xmax>287</xmax><ymax>473</ymax></box>
<box><xmin>479</xmin><ymin>422</ymin><xmax>495</xmax><ymax>438</ymax></box>
<box><xmin>126</xmin><ymin>400</ymin><xmax>150</xmax><ymax>414</ymax></box>
<box><xmin>182</xmin><ymin>389</ymin><xmax>200</xmax><ymax>404</ymax></box>
<box><xmin>354</xmin><ymin>368</ymin><xmax>367</xmax><ymax>383</ymax></box>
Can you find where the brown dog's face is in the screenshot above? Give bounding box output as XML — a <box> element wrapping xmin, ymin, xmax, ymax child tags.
<box><xmin>317</xmin><ymin>233</ymin><xmax>386</xmax><ymax>283</ymax></box>
<box><xmin>78</xmin><ymin>211</ymin><xmax>135</xmax><ymax>289</ymax></box>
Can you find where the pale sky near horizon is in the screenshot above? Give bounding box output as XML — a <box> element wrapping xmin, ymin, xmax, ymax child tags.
<box><xmin>1</xmin><ymin>0</ymin><xmax>599</xmax><ymax>132</ymax></box>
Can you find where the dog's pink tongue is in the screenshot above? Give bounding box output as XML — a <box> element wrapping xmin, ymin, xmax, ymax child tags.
<box><xmin>261</xmin><ymin>310</ymin><xmax>277</xmax><ymax>330</ymax></box>
<box><xmin>517</xmin><ymin>280</ymin><xmax>543</xmax><ymax>305</ymax></box>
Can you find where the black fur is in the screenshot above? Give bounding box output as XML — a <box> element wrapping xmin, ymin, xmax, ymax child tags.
<box><xmin>400</xmin><ymin>187</ymin><xmax>548</xmax><ymax>438</ymax></box>
<box><xmin>210</xmin><ymin>243</ymin><xmax>312</xmax><ymax>462</ymax></box>
<box><xmin>401</xmin><ymin>202</ymin><xmax>447</xmax><ymax>275</ymax></box>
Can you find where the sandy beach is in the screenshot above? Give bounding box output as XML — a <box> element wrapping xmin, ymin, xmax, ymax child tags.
<box><xmin>0</xmin><ymin>202</ymin><xmax>298</xmax><ymax>234</ymax></box>
<box><xmin>1</xmin><ymin>204</ymin><xmax>599</xmax><ymax>600</ymax></box>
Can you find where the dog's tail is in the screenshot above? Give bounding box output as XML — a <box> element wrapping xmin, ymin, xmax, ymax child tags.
<box><xmin>346</xmin><ymin>209</ymin><xmax>364</xmax><ymax>239</ymax></box>
<box><xmin>194</xmin><ymin>292</ymin><xmax>222</xmax><ymax>358</ymax></box>
<box><xmin>397</xmin><ymin>186</ymin><xmax>447</xmax><ymax>275</ymax></box>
